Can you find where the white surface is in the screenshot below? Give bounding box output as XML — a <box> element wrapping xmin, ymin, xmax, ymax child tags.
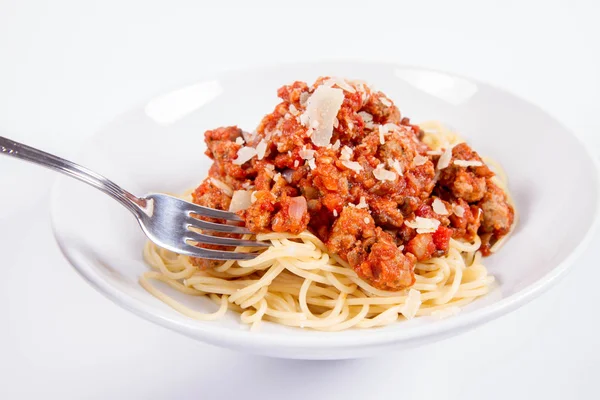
<box><xmin>0</xmin><ymin>0</ymin><xmax>599</xmax><ymax>397</ymax></box>
<box><xmin>50</xmin><ymin>62</ymin><xmax>600</xmax><ymax>359</ymax></box>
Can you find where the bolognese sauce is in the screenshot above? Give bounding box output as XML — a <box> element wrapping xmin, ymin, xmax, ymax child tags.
<box><xmin>191</xmin><ymin>77</ymin><xmax>515</xmax><ymax>291</ymax></box>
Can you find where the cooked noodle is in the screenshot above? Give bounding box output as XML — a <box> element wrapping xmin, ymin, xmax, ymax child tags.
<box><xmin>139</xmin><ymin>123</ymin><xmax>515</xmax><ymax>331</ymax></box>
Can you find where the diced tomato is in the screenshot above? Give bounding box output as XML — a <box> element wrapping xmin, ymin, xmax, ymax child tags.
<box><xmin>432</xmin><ymin>226</ymin><xmax>453</xmax><ymax>252</ymax></box>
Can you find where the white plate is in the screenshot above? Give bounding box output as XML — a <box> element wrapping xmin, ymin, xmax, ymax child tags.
<box><xmin>50</xmin><ymin>62</ymin><xmax>600</xmax><ymax>359</ymax></box>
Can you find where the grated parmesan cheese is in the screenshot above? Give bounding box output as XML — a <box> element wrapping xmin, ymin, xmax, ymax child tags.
<box><xmin>388</xmin><ymin>158</ymin><xmax>403</xmax><ymax>176</ymax></box>
<box><xmin>378</xmin><ymin>124</ymin><xmax>388</xmax><ymax>144</ymax></box>
<box><xmin>373</xmin><ymin>163</ymin><xmax>397</xmax><ymax>181</ymax></box>
<box><xmin>356</xmin><ymin>196</ymin><xmax>368</xmax><ymax>209</ymax></box>
<box><xmin>228</xmin><ymin>190</ymin><xmax>253</xmax><ymax>212</ymax></box>
<box><xmin>233</xmin><ymin>146</ymin><xmax>257</xmax><ymax>165</ymax></box>
<box><xmin>340</xmin><ymin>145</ymin><xmax>353</xmax><ymax>161</ymax></box>
<box><xmin>454</xmin><ymin>160</ymin><xmax>483</xmax><ymax>167</ymax></box>
<box><xmin>324</xmin><ymin>77</ymin><xmax>356</xmax><ymax>93</ymax></box>
<box><xmin>308</xmin><ymin>158</ymin><xmax>317</xmax><ymax>170</ymax></box>
<box><xmin>413</xmin><ymin>154</ymin><xmax>429</xmax><ymax>167</ymax></box>
<box><xmin>432</xmin><ymin>198</ymin><xmax>449</xmax><ymax>215</ymax></box>
<box><xmin>437</xmin><ymin>146</ymin><xmax>453</xmax><ymax>170</ymax></box>
<box><xmin>235</xmin><ymin>137</ymin><xmax>245</xmax><ymax>145</ymax></box>
<box><xmin>341</xmin><ymin>160</ymin><xmax>363</xmax><ymax>172</ymax></box>
<box><xmin>452</xmin><ymin>204</ymin><xmax>465</xmax><ymax>217</ymax></box>
<box><xmin>300</xmin><ymin>86</ymin><xmax>344</xmax><ymax>147</ymax></box>
<box><xmin>358</xmin><ymin>111</ymin><xmax>373</xmax><ymax>123</ymax></box>
<box><xmin>210</xmin><ymin>178</ymin><xmax>233</xmax><ymax>197</ymax></box>
<box><xmin>364</xmin><ymin>217</ymin><xmax>370</xmax><ymax>224</ymax></box>
<box><xmin>333</xmin><ymin>209</ymin><xmax>338</xmax><ymax>217</ymax></box>
<box><xmin>293</xmin><ymin>160</ymin><xmax>299</xmax><ymax>168</ymax></box>
<box><xmin>288</xmin><ymin>104</ymin><xmax>299</xmax><ymax>116</ymax></box>
<box><xmin>405</xmin><ymin>217</ymin><xmax>441</xmax><ymax>234</ymax></box>
<box><xmin>299</xmin><ymin>146</ymin><xmax>316</xmax><ymax>160</ymax></box>
<box><xmin>256</xmin><ymin>139</ymin><xmax>268</xmax><ymax>160</ymax></box>
<box><xmin>332</xmin><ymin>139</ymin><xmax>341</xmax><ymax>150</ymax></box>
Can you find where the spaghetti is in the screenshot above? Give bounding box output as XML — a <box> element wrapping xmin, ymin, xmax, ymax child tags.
<box><xmin>140</xmin><ymin>123</ymin><xmax>515</xmax><ymax>331</ymax></box>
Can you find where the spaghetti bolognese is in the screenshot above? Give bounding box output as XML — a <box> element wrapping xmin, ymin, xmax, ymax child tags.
<box><xmin>140</xmin><ymin>77</ymin><xmax>516</xmax><ymax>331</ymax></box>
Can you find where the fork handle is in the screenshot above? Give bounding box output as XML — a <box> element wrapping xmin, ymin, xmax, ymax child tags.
<box><xmin>0</xmin><ymin>135</ymin><xmax>146</xmax><ymax>216</ymax></box>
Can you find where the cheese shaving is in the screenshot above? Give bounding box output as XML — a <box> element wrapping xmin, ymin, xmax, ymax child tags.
<box><xmin>388</xmin><ymin>158</ymin><xmax>403</xmax><ymax>176</ymax></box>
<box><xmin>404</xmin><ymin>217</ymin><xmax>441</xmax><ymax>234</ymax></box>
<box><xmin>300</xmin><ymin>86</ymin><xmax>344</xmax><ymax>147</ymax></box>
<box><xmin>437</xmin><ymin>146</ymin><xmax>453</xmax><ymax>170</ymax></box>
<box><xmin>210</xmin><ymin>178</ymin><xmax>233</xmax><ymax>197</ymax></box>
<box><xmin>413</xmin><ymin>155</ymin><xmax>429</xmax><ymax>167</ymax></box>
<box><xmin>356</xmin><ymin>196</ymin><xmax>368</xmax><ymax>209</ymax></box>
<box><xmin>373</xmin><ymin>163</ymin><xmax>397</xmax><ymax>181</ymax></box>
<box><xmin>452</xmin><ymin>204</ymin><xmax>465</xmax><ymax>217</ymax></box>
<box><xmin>299</xmin><ymin>146</ymin><xmax>316</xmax><ymax>160</ymax></box>
<box><xmin>233</xmin><ymin>146</ymin><xmax>257</xmax><ymax>165</ymax></box>
<box><xmin>378</xmin><ymin>124</ymin><xmax>388</xmax><ymax>144</ymax></box>
<box><xmin>340</xmin><ymin>145</ymin><xmax>353</xmax><ymax>161</ymax></box>
<box><xmin>228</xmin><ymin>190</ymin><xmax>253</xmax><ymax>212</ymax></box>
<box><xmin>400</xmin><ymin>289</ymin><xmax>421</xmax><ymax>319</ymax></box>
<box><xmin>341</xmin><ymin>160</ymin><xmax>363</xmax><ymax>172</ymax></box>
<box><xmin>288</xmin><ymin>104</ymin><xmax>299</xmax><ymax>116</ymax></box>
<box><xmin>432</xmin><ymin>198</ymin><xmax>449</xmax><ymax>215</ymax></box>
<box><xmin>256</xmin><ymin>139</ymin><xmax>268</xmax><ymax>160</ymax></box>
<box><xmin>358</xmin><ymin>111</ymin><xmax>373</xmax><ymax>123</ymax></box>
<box><xmin>324</xmin><ymin>77</ymin><xmax>356</xmax><ymax>93</ymax></box>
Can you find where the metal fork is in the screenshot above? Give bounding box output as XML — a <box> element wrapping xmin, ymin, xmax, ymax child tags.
<box><xmin>0</xmin><ymin>136</ymin><xmax>269</xmax><ymax>260</ymax></box>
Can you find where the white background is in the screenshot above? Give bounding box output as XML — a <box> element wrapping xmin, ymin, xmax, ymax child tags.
<box><xmin>1</xmin><ymin>1</ymin><xmax>599</xmax><ymax>399</ymax></box>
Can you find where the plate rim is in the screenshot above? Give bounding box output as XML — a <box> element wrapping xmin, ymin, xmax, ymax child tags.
<box><xmin>49</xmin><ymin>60</ymin><xmax>600</xmax><ymax>350</ymax></box>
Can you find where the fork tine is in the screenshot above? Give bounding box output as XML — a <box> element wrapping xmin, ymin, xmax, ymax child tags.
<box><xmin>185</xmin><ymin>230</ymin><xmax>270</xmax><ymax>248</ymax></box>
<box><xmin>186</xmin><ymin>217</ymin><xmax>252</xmax><ymax>234</ymax></box>
<box><xmin>180</xmin><ymin>243</ymin><xmax>259</xmax><ymax>260</ymax></box>
<box><xmin>184</xmin><ymin>201</ymin><xmax>243</xmax><ymax>221</ymax></box>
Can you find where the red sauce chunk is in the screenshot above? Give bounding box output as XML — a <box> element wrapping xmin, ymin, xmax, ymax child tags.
<box><xmin>191</xmin><ymin>77</ymin><xmax>515</xmax><ymax>291</ymax></box>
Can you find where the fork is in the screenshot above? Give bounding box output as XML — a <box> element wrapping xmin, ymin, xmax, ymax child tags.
<box><xmin>0</xmin><ymin>136</ymin><xmax>269</xmax><ymax>260</ymax></box>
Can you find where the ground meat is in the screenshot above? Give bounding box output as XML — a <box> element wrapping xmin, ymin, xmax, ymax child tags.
<box><xmin>478</xmin><ymin>180</ymin><xmax>515</xmax><ymax>254</ymax></box>
<box><xmin>192</xmin><ymin>180</ymin><xmax>231</xmax><ymax>213</ymax></box>
<box><xmin>189</xmin><ymin>180</ymin><xmax>237</xmax><ymax>270</ymax></box>
<box><xmin>204</xmin><ymin>126</ymin><xmax>250</xmax><ymax>183</ymax></box>
<box><xmin>437</xmin><ymin>143</ymin><xmax>494</xmax><ymax>202</ymax></box>
<box><xmin>405</xmin><ymin>233</ymin><xmax>436</xmax><ymax>261</ymax></box>
<box><xmin>189</xmin><ymin>77</ymin><xmax>515</xmax><ymax>291</ymax></box>
<box><xmin>447</xmin><ymin>198</ymin><xmax>481</xmax><ymax>241</ymax></box>
<box><xmin>361</xmin><ymin>91</ymin><xmax>401</xmax><ymax>125</ymax></box>
<box><xmin>327</xmin><ymin>207</ymin><xmax>415</xmax><ymax>290</ymax></box>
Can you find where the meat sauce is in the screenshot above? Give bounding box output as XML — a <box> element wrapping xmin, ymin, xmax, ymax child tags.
<box><xmin>191</xmin><ymin>78</ymin><xmax>515</xmax><ymax>291</ymax></box>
